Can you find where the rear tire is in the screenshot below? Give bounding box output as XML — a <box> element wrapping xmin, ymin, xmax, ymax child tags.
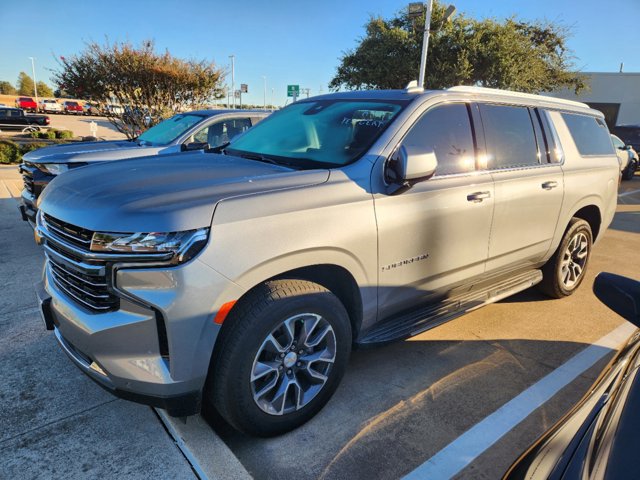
<box><xmin>539</xmin><ymin>218</ymin><xmax>593</xmax><ymax>298</ymax></box>
<box><xmin>206</xmin><ymin>279</ymin><xmax>352</xmax><ymax>437</ymax></box>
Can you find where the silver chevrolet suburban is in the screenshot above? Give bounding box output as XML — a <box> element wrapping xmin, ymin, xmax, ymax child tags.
<box><xmin>34</xmin><ymin>86</ymin><xmax>619</xmax><ymax>436</ymax></box>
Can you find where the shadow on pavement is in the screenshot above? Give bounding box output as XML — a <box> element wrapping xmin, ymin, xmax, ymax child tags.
<box><xmin>207</xmin><ymin>335</ymin><xmax>610</xmax><ymax>480</ymax></box>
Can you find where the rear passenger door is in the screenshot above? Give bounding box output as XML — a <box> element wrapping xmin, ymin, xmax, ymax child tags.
<box><xmin>479</xmin><ymin>103</ymin><xmax>565</xmax><ymax>273</ymax></box>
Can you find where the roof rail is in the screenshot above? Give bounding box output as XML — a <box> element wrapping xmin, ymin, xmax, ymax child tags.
<box><xmin>446</xmin><ymin>85</ymin><xmax>590</xmax><ymax>109</ymax></box>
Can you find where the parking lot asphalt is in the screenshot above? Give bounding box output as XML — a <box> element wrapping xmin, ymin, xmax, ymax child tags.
<box><xmin>0</xmin><ymin>113</ymin><xmax>128</xmax><ymax>141</ymax></box>
<box><xmin>1</xmin><ymin>163</ymin><xmax>639</xmax><ymax>480</ymax></box>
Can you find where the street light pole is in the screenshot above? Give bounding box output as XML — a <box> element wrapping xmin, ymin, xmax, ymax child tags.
<box><xmin>229</xmin><ymin>55</ymin><xmax>235</xmax><ymax>109</ymax></box>
<box><xmin>417</xmin><ymin>0</ymin><xmax>433</xmax><ymax>89</ymax></box>
<box><xmin>262</xmin><ymin>76</ymin><xmax>267</xmax><ymax>111</ymax></box>
<box><xmin>29</xmin><ymin>57</ymin><xmax>38</xmax><ymax>105</ymax></box>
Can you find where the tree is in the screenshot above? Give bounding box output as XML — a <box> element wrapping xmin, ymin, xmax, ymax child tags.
<box><xmin>330</xmin><ymin>2</ymin><xmax>586</xmax><ymax>94</ymax></box>
<box><xmin>0</xmin><ymin>81</ymin><xmax>16</xmax><ymax>95</ymax></box>
<box><xmin>37</xmin><ymin>81</ymin><xmax>54</xmax><ymax>97</ymax></box>
<box><xmin>53</xmin><ymin>40</ymin><xmax>226</xmax><ymax>138</ymax></box>
<box><xmin>17</xmin><ymin>72</ymin><xmax>36</xmax><ymax>96</ymax></box>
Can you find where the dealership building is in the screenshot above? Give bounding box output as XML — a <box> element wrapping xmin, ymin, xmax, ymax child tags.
<box><xmin>545</xmin><ymin>72</ymin><xmax>640</xmax><ymax>129</ymax></box>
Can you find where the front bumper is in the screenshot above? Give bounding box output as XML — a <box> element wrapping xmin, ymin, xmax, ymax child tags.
<box><xmin>37</xmin><ymin>251</ymin><xmax>244</xmax><ymax>416</ymax></box>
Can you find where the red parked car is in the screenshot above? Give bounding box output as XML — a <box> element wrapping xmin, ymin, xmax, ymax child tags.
<box><xmin>15</xmin><ymin>97</ymin><xmax>38</xmax><ymax>113</ymax></box>
<box><xmin>63</xmin><ymin>101</ymin><xmax>83</xmax><ymax>114</ymax></box>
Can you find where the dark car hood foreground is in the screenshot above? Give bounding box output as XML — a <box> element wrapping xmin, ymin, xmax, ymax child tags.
<box><xmin>37</xmin><ymin>152</ymin><xmax>329</xmax><ymax>232</ymax></box>
<box><xmin>504</xmin><ymin>329</ymin><xmax>640</xmax><ymax>480</ymax></box>
<box><xmin>22</xmin><ymin>140</ymin><xmax>147</xmax><ymax>164</ymax></box>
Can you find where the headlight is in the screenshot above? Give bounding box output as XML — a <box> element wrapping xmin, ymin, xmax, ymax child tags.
<box><xmin>37</xmin><ymin>163</ymin><xmax>69</xmax><ymax>175</ymax></box>
<box><xmin>90</xmin><ymin>228</ymin><xmax>209</xmax><ymax>263</ymax></box>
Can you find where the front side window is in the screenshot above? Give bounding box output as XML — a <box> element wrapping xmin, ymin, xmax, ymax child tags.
<box><xmin>226</xmin><ymin>100</ymin><xmax>408</xmax><ymax>168</ymax></box>
<box><xmin>561</xmin><ymin>113</ymin><xmax>614</xmax><ymax>156</ymax></box>
<box><xmin>400</xmin><ymin>103</ymin><xmax>476</xmax><ymax>176</ymax></box>
<box><xmin>137</xmin><ymin>113</ymin><xmax>206</xmax><ymax>146</ymax></box>
<box><xmin>192</xmin><ymin>117</ymin><xmax>252</xmax><ymax>146</ymax></box>
<box><xmin>480</xmin><ymin>104</ymin><xmax>540</xmax><ymax>169</ymax></box>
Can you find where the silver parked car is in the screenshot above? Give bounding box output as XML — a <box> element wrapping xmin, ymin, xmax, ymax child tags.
<box><xmin>34</xmin><ymin>86</ymin><xmax>619</xmax><ymax>436</ymax></box>
<box><xmin>19</xmin><ymin>109</ymin><xmax>269</xmax><ymax>224</ymax></box>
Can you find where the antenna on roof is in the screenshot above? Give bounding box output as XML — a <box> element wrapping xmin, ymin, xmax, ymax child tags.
<box><xmin>620</xmin><ymin>62</ymin><xmax>624</xmax><ymax>73</ymax></box>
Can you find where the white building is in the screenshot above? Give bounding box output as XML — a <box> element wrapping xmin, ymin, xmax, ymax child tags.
<box><xmin>545</xmin><ymin>72</ymin><xmax>640</xmax><ymax>128</ymax></box>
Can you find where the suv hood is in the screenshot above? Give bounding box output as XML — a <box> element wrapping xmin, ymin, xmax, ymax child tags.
<box><xmin>37</xmin><ymin>152</ymin><xmax>329</xmax><ymax>232</ymax></box>
<box><xmin>22</xmin><ymin>140</ymin><xmax>153</xmax><ymax>164</ymax></box>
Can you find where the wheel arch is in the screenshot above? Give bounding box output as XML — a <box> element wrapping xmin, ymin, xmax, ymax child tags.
<box><xmin>571</xmin><ymin>204</ymin><xmax>602</xmax><ymax>242</ymax></box>
<box><xmin>216</xmin><ymin>263</ymin><xmax>364</xmax><ymax>346</ymax></box>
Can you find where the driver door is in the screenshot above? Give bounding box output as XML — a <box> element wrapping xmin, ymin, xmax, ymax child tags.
<box><xmin>373</xmin><ymin>103</ymin><xmax>494</xmax><ymax>319</ymax></box>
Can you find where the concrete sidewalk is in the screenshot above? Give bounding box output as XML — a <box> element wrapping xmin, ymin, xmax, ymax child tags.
<box><xmin>0</xmin><ymin>165</ymin><xmax>197</xmax><ymax>479</ymax></box>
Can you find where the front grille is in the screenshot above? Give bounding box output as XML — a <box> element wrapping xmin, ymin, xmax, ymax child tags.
<box><xmin>22</xmin><ymin>174</ymin><xmax>34</xmax><ymax>194</ymax></box>
<box><xmin>20</xmin><ymin>163</ymin><xmax>35</xmax><ymax>195</ymax></box>
<box><xmin>42</xmin><ymin>215</ymin><xmax>120</xmax><ymax>313</ymax></box>
<box><xmin>43</xmin><ymin>214</ymin><xmax>93</xmax><ymax>250</ymax></box>
<box><xmin>47</xmin><ymin>256</ymin><xmax>119</xmax><ymax>312</ymax></box>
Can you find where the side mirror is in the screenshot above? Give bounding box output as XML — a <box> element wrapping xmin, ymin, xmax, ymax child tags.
<box><xmin>385</xmin><ymin>145</ymin><xmax>437</xmax><ymax>193</ymax></box>
<box><xmin>593</xmin><ymin>272</ymin><xmax>640</xmax><ymax>327</ymax></box>
<box><xmin>181</xmin><ymin>142</ymin><xmax>209</xmax><ymax>152</ymax></box>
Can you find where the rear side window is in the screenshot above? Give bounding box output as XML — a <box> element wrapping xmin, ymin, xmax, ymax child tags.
<box><xmin>401</xmin><ymin>103</ymin><xmax>476</xmax><ymax>176</ymax></box>
<box><xmin>561</xmin><ymin>113</ymin><xmax>614</xmax><ymax>156</ymax></box>
<box><xmin>479</xmin><ymin>104</ymin><xmax>540</xmax><ymax>169</ymax></box>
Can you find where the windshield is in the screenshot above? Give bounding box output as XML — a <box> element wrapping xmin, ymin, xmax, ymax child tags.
<box><xmin>226</xmin><ymin>99</ymin><xmax>408</xmax><ymax>168</ymax></box>
<box><xmin>137</xmin><ymin>113</ymin><xmax>207</xmax><ymax>146</ymax></box>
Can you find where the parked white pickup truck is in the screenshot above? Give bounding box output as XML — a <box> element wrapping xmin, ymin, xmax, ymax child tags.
<box><xmin>39</xmin><ymin>99</ymin><xmax>63</xmax><ymax>114</ymax></box>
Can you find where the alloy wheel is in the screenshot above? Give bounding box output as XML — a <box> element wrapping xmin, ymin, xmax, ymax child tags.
<box><xmin>250</xmin><ymin>313</ymin><xmax>336</xmax><ymax>415</ymax></box>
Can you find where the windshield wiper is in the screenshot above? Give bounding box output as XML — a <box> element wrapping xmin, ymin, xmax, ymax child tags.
<box><xmin>207</xmin><ymin>142</ymin><xmax>230</xmax><ymax>154</ymax></box>
<box><xmin>238</xmin><ymin>152</ymin><xmax>282</xmax><ymax>166</ymax></box>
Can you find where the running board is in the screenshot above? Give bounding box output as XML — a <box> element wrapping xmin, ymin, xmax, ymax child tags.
<box><xmin>357</xmin><ymin>270</ymin><xmax>543</xmax><ymax>347</ymax></box>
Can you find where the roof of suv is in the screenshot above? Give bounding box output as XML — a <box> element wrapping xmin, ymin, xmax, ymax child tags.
<box><xmin>297</xmin><ymin>86</ymin><xmax>590</xmax><ymax>111</ymax></box>
<box><xmin>187</xmin><ymin>109</ymin><xmax>272</xmax><ymax>116</ymax></box>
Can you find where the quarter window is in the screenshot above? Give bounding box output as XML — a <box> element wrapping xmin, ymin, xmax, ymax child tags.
<box><xmin>561</xmin><ymin>113</ymin><xmax>615</xmax><ymax>156</ymax></box>
<box><xmin>479</xmin><ymin>104</ymin><xmax>540</xmax><ymax>169</ymax></box>
<box><xmin>401</xmin><ymin>103</ymin><xmax>476</xmax><ymax>176</ymax></box>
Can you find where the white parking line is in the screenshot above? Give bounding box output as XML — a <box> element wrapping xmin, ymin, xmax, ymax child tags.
<box><xmin>618</xmin><ymin>188</ymin><xmax>640</xmax><ymax>198</ymax></box>
<box><xmin>403</xmin><ymin>322</ymin><xmax>636</xmax><ymax>480</ymax></box>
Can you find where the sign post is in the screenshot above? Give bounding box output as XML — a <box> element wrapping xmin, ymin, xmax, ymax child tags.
<box><xmin>240</xmin><ymin>84</ymin><xmax>248</xmax><ymax>110</ymax></box>
<box><xmin>287</xmin><ymin>84</ymin><xmax>300</xmax><ymax>103</ymax></box>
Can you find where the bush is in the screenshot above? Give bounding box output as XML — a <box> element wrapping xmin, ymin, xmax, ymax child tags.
<box><xmin>29</xmin><ymin>129</ymin><xmax>71</xmax><ymax>140</ymax></box>
<box><xmin>55</xmin><ymin>129</ymin><xmax>74</xmax><ymax>139</ymax></box>
<box><xmin>19</xmin><ymin>142</ymin><xmax>47</xmax><ymax>155</ymax></box>
<box><xmin>0</xmin><ymin>140</ymin><xmax>20</xmax><ymax>164</ymax></box>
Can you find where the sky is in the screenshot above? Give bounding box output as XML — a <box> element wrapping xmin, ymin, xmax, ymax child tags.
<box><xmin>1</xmin><ymin>0</ymin><xmax>639</xmax><ymax>107</ymax></box>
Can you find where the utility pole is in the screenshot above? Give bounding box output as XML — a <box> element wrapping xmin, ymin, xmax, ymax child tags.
<box><xmin>229</xmin><ymin>55</ymin><xmax>235</xmax><ymax>109</ymax></box>
<box><xmin>271</xmin><ymin>87</ymin><xmax>274</xmax><ymax>111</ymax></box>
<box><xmin>28</xmin><ymin>57</ymin><xmax>38</xmax><ymax>104</ymax></box>
<box><xmin>262</xmin><ymin>76</ymin><xmax>267</xmax><ymax>111</ymax></box>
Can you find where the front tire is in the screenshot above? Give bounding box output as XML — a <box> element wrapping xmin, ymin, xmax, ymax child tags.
<box><xmin>206</xmin><ymin>279</ymin><xmax>352</xmax><ymax>437</ymax></box>
<box><xmin>622</xmin><ymin>160</ymin><xmax>637</xmax><ymax>180</ymax></box>
<box><xmin>539</xmin><ymin>218</ymin><xmax>593</xmax><ymax>298</ymax></box>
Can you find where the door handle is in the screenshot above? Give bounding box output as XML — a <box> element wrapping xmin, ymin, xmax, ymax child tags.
<box><xmin>467</xmin><ymin>191</ymin><xmax>491</xmax><ymax>203</ymax></box>
<box><xmin>541</xmin><ymin>181</ymin><xmax>559</xmax><ymax>190</ymax></box>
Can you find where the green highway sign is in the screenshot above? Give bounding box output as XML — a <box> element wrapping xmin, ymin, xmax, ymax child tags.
<box><xmin>287</xmin><ymin>84</ymin><xmax>300</xmax><ymax>97</ymax></box>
